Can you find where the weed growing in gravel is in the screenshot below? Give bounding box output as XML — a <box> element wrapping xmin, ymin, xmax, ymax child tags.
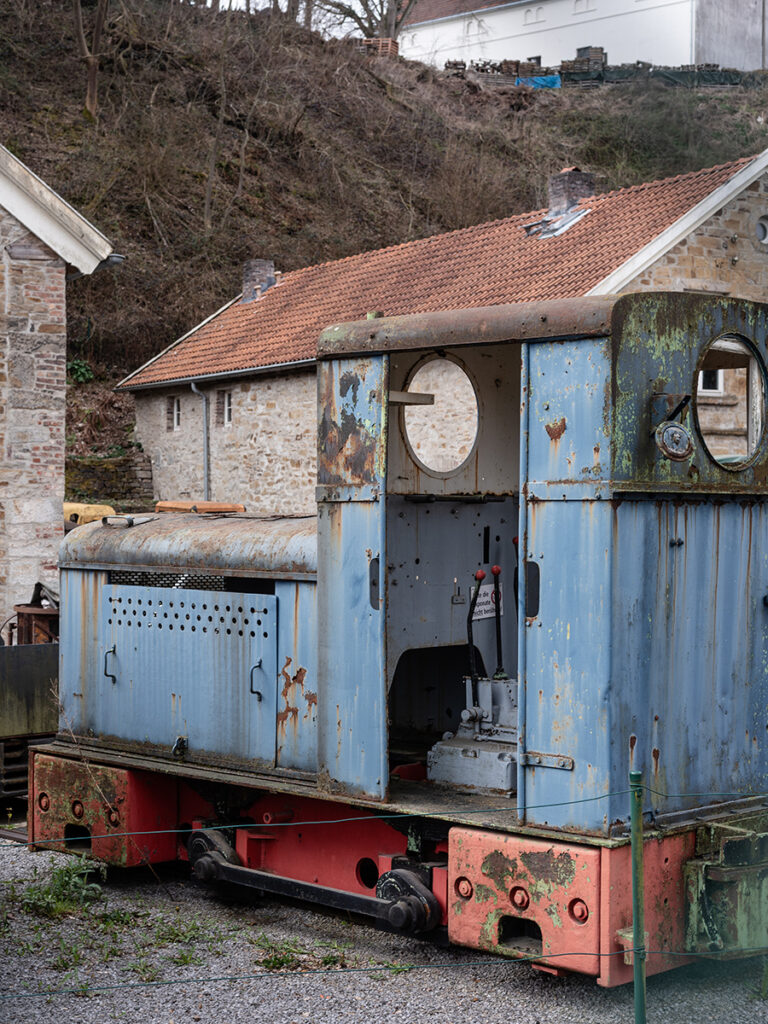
<box><xmin>382</xmin><ymin>960</ymin><xmax>413</xmax><ymax>975</ymax></box>
<box><xmin>20</xmin><ymin>856</ymin><xmax>105</xmax><ymax>918</ymax></box>
<box><xmin>204</xmin><ymin>924</ymin><xmax>225</xmax><ymax>954</ymax></box>
<box><xmin>168</xmin><ymin>949</ymin><xmax>204</xmax><ymax>967</ymax></box>
<box><xmin>260</xmin><ymin>949</ymin><xmax>302</xmax><ymax>971</ymax></box>
<box><xmin>125</xmin><ymin>956</ymin><xmax>161</xmax><ymax>982</ymax></box>
<box><xmin>316</xmin><ymin>938</ymin><xmax>353</xmax><ymax>968</ymax></box>
<box><xmin>16</xmin><ymin>934</ymin><xmax>44</xmax><ymax>956</ymax></box>
<box><xmin>155</xmin><ymin>914</ymin><xmax>204</xmax><ymax>945</ymax></box>
<box><xmin>51</xmin><ymin>936</ymin><xmax>85</xmax><ymax>972</ymax></box>
<box><xmin>321</xmin><ymin>952</ymin><xmax>345</xmax><ymax>967</ymax></box>
<box><xmin>99</xmin><ymin>937</ymin><xmax>124</xmax><ymax>963</ymax></box>
<box><xmin>95</xmin><ymin>907</ymin><xmax>134</xmax><ymax>929</ymax></box>
<box><xmin>248</xmin><ymin>931</ymin><xmax>309</xmax><ymax>971</ymax></box>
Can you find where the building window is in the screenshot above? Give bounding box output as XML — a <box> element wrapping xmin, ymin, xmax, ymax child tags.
<box><xmin>216</xmin><ymin>390</ymin><xmax>233</xmax><ymax>427</ymax></box>
<box><xmin>524</xmin><ymin>5</ymin><xmax>545</xmax><ymax>23</ymax></box>
<box><xmin>698</xmin><ymin>368</ymin><xmax>724</xmax><ymax>394</ymax></box>
<box><xmin>166</xmin><ymin>396</ymin><xmax>181</xmax><ymax>431</ymax></box>
<box><xmin>574</xmin><ymin>0</ymin><xmax>596</xmax><ymax>12</ymax></box>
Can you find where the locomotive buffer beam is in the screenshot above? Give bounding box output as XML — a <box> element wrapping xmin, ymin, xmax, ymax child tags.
<box><xmin>193</xmin><ymin>851</ymin><xmax>441</xmax><ymax>934</ymax></box>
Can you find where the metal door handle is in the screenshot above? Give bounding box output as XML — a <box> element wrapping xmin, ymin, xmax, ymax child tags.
<box><xmin>250</xmin><ymin>660</ymin><xmax>263</xmax><ymax>700</ymax></box>
<box><xmin>104</xmin><ymin>645</ymin><xmax>116</xmax><ymax>685</ymax></box>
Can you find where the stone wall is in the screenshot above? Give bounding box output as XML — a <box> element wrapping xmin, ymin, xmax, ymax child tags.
<box><xmin>0</xmin><ymin>206</ymin><xmax>66</xmax><ymax>625</ymax></box>
<box><xmin>65</xmin><ymin>449</ymin><xmax>154</xmax><ymax>505</ymax></box>
<box><xmin>697</xmin><ymin>367</ymin><xmax>749</xmax><ymax>460</ymax></box>
<box><xmin>628</xmin><ymin>174</ymin><xmax>768</xmax><ymax>301</ymax></box>
<box><xmin>401</xmin><ymin>358</ymin><xmax>478</xmax><ymax>473</ymax></box>
<box><xmin>133</xmin><ymin>370</ymin><xmax>316</xmax><ymax>516</ymax></box>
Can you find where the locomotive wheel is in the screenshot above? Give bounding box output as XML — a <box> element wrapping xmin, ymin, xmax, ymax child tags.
<box><xmin>187</xmin><ymin>827</ymin><xmax>241</xmax><ymax>880</ymax></box>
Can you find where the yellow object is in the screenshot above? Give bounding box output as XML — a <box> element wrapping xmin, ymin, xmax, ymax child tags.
<box><xmin>64</xmin><ymin>502</ymin><xmax>116</xmax><ymax>526</ymax></box>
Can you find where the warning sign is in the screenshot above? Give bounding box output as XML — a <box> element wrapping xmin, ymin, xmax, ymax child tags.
<box><xmin>472</xmin><ymin>582</ymin><xmax>503</xmax><ymax>621</ymax></box>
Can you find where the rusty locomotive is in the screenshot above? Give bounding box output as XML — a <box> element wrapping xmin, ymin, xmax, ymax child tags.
<box><xmin>30</xmin><ymin>292</ymin><xmax>768</xmax><ymax>987</ymax></box>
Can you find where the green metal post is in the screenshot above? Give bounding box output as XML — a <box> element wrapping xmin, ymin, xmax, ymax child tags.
<box><xmin>630</xmin><ymin>769</ymin><xmax>647</xmax><ymax>1024</ymax></box>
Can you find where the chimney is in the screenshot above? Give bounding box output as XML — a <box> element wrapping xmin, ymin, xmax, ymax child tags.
<box><xmin>242</xmin><ymin>259</ymin><xmax>276</xmax><ymax>302</ymax></box>
<box><xmin>547</xmin><ymin>167</ymin><xmax>595</xmax><ymax>216</ymax></box>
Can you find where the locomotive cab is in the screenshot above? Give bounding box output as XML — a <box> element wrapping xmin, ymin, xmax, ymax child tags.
<box><xmin>316</xmin><ymin>312</ymin><xmax>525</xmax><ymax>801</ymax></box>
<box><xmin>317</xmin><ymin>294</ymin><xmax>768</xmax><ymax>828</ymax></box>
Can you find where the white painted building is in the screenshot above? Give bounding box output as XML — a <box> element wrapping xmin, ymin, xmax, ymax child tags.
<box><xmin>399</xmin><ymin>0</ymin><xmax>768</xmax><ymax>72</ymax></box>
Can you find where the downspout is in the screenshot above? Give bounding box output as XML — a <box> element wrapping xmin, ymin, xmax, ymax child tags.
<box><xmin>190</xmin><ymin>382</ymin><xmax>210</xmax><ymax>500</ymax></box>
<box><xmin>515</xmin><ymin>342</ymin><xmax>530</xmax><ymax>823</ymax></box>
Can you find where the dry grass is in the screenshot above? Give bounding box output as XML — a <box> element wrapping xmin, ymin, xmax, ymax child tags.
<box><xmin>2</xmin><ymin>0</ymin><xmax>768</xmax><ymax>377</ymax></box>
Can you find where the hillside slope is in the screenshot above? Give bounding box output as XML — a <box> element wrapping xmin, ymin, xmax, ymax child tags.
<box><xmin>3</xmin><ymin>0</ymin><xmax>768</xmax><ymax>387</ymax></box>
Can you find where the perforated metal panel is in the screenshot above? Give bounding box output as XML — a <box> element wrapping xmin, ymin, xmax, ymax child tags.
<box><xmin>97</xmin><ymin>585</ymin><xmax>277</xmax><ymax>766</ymax></box>
<box><xmin>109</xmin><ymin>570</ymin><xmax>226</xmax><ymax>591</ymax></box>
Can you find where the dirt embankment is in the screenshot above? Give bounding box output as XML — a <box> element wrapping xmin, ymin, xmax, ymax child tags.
<box><xmin>3</xmin><ymin>0</ymin><xmax>768</xmax><ymax>461</ymax></box>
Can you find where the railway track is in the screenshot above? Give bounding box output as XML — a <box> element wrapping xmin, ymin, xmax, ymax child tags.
<box><xmin>0</xmin><ymin>825</ymin><xmax>28</xmax><ymax>844</ymax></box>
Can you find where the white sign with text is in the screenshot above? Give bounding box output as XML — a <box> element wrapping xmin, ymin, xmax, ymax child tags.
<box><xmin>472</xmin><ymin>582</ymin><xmax>503</xmax><ymax>620</ymax></box>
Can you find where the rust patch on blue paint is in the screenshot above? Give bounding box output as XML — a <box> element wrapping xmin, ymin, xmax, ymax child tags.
<box><xmin>545</xmin><ymin>417</ymin><xmax>566</xmax><ymax>441</ymax></box>
<box><xmin>278</xmin><ymin>656</ymin><xmax>308</xmax><ymax>733</ymax></box>
<box><xmin>339</xmin><ymin>370</ymin><xmax>360</xmax><ymax>402</ymax></box>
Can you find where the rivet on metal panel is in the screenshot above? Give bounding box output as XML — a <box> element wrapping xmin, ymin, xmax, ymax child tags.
<box><xmin>569</xmin><ymin>898</ymin><xmax>589</xmax><ymax>923</ymax></box>
<box><xmin>456</xmin><ymin>877</ymin><xmax>473</xmax><ymax>899</ymax></box>
<box><xmin>510</xmin><ymin>886</ymin><xmax>530</xmax><ymax>910</ymax></box>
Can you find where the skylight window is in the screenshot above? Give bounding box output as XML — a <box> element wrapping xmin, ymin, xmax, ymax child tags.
<box><xmin>524</xmin><ymin>207</ymin><xmax>590</xmax><ymax>239</ymax></box>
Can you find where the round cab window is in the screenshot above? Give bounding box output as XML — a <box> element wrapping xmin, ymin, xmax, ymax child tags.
<box><xmin>695</xmin><ymin>336</ymin><xmax>765</xmax><ymax>469</ymax></box>
<box><xmin>403</xmin><ymin>359</ymin><xmax>478</xmax><ymax>473</ymax></box>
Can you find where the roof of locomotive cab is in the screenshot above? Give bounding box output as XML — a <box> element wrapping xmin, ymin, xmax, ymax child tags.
<box><xmin>317</xmin><ymin>291</ymin><xmax>768</xmax><ymax>361</ymax></box>
<box><xmin>317</xmin><ymin>296</ymin><xmax>618</xmax><ymax>359</ymax></box>
<box><xmin>59</xmin><ymin>513</ymin><xmax>317</xmax><ymax>579</ymax></box>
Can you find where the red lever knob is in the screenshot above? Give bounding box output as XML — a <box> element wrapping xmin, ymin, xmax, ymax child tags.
<box><xmin>491</xmin><ymin>565</ymin><xmax>501</xmax><ymax>577</ymax></box>
<box><xmin>475</xmin><ymin>570</ymin><xmax>486</xmax><ymax>581</ymax></box>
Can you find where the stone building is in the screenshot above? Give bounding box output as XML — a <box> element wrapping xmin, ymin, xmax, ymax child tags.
<box><xmin>0</xmin><ymin>145</ymin><xmax>112</xmax><ymax>627</ymax></box>
<box><xmin>121</xmin><ymin>150</ymin><xmax>768</xmax><ymax>512</ymax></box>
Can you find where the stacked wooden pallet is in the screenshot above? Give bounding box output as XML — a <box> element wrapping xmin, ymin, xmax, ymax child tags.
<box><xmin>354</xmin><ymin>37</ymin><xmax>399</xmax><ymax>59</ymax></box>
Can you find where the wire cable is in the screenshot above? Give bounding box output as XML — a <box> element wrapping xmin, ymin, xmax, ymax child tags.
<box><xmin>0</xmin><ymin>789</ymin><xmax>634</xmax><ymax>850</ymax></box>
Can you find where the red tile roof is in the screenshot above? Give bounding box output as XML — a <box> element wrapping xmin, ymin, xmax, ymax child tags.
<box><xmin>120</xmin><ymin>156</ymin><xmax>756</xmax><ymax>390</ymax></box>
<box><xmin>403</xmin><ymin>0</ymin><xmax>506</xmax><ymax>27</ymax></box>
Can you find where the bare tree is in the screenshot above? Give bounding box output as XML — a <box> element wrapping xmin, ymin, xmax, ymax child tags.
<box><xmin>313</xmin><ymin>0</ymin><xmax>417</xmax><ymax>38</ymax></box>
<box><xmin>73</xmin><ymin>0</ymin><xmax>110</xmax><ymax>120</ymax></box>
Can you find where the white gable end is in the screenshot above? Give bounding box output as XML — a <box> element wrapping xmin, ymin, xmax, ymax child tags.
<box><xmin>0</xmin><ymin>145</ymin><xmax>112</xmax><ymax>274</ymax></box>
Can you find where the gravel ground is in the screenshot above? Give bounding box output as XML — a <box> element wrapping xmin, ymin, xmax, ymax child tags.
<box><xmin>1</xmin><ymin>842</ymin><xmax>767</xmax><ymax>1024</ymax></box>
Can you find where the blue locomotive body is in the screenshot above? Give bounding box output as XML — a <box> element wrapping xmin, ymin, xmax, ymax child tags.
<box><xmin>31</xmin><ymin>293</ymin><xmax>768</xmax><ymax>986</ymax></box>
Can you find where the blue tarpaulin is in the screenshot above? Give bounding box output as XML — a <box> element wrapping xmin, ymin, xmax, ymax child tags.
<box><xmin>515</xmin><ymin>74</ymin><xmax>561</xmax><ymax>89</ymax></box>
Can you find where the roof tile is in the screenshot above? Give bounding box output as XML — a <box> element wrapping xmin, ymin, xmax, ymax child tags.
<box><xmin>403</xmin><ymin>0</ymin><xmax>509</xmax><ymax>27</ymax></box>
<box><xmin>121</xmin><ymin>156</ymin><xmax>756</xmax><ymax>389</ymax></box>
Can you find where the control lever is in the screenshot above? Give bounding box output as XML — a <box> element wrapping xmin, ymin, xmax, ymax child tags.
<box><xmin>491</xmin><ymin>565</ymin><xmax>507</xmax><ymax>680</ymax></box>
<box><xmin>467</xmin><ymin>569</ymin><xmax>486</xmax><ymax>708</ymax></box>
